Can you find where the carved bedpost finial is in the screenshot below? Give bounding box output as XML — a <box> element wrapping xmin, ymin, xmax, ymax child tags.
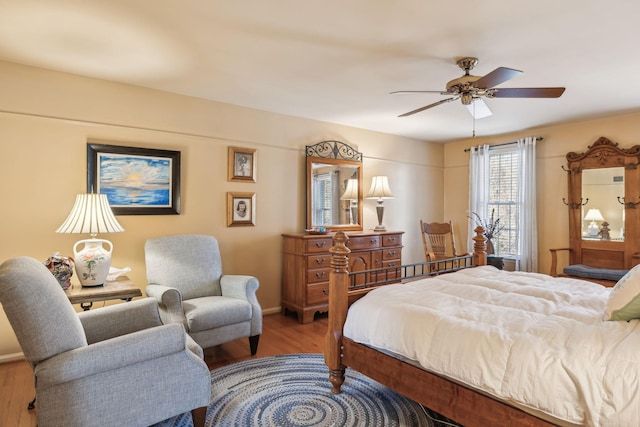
<box><xmin>473</xmin><ymin>226</ymin><xmax>487</xmax><ymax>266</ymax></box>
<box><xmin>325</xmin><ymin>231</ymin><xmax>350</xmax><ymax>394</ymax></box>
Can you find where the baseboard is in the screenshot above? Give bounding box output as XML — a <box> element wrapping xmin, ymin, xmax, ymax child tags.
<box><xmin>262</xmin><ymin>306</ymin><xmax>281</xmax><ymax>316</ymax></box>
<box><xmin>0</xmin><ymin>352</ymin><xmax>25</xmax><ymax>364</ymax></box>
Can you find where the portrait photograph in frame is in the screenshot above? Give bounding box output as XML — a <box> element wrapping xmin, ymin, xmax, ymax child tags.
<box><xmin>228</xmin><ymin>146</ymin><xmax>256</xmax><ymax>182</ymax></box>
<box><xmin>87</xmin><ymin>142</ymin><xmax>181</xmax><ymax>215</ymax></box>
<box><xmin>227</xmin><ymin>192</ymin><xmax>256</xmax><ymax>226</ymax></box>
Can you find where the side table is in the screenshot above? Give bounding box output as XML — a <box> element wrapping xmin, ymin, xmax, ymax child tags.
<box><xmin>64</xmin><ymin>276</ymin><xmax>142</xmax><ymax>310</ymax></box>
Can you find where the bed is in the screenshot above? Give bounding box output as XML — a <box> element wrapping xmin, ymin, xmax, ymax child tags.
<box><xmin>325</xmin><ymin>228</ymin><xmax>640</xmax><ymax>427</ymax></box>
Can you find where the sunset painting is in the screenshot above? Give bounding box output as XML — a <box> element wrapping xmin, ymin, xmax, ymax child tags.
<box><xmin>97</xmin><ymin>153</ymin><xmax>172</xmax><ymax>207</ymax></box>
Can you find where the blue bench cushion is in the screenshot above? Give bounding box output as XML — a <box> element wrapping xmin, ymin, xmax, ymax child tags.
<box><xmin>563</xmin><ymin>264</ymin><xmax>628</xmax><ymax>282</ymax></box>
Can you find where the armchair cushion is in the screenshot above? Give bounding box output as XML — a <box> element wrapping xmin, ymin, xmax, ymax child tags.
<box><xmin>184</xmin><ymin>296</ymin><xmax>252</xmax><ymax>332</ymax></box>
<box><xmin>145</xmin><ymin>234</ymin><xmax>223</xmax><ymax>299</ymax></box>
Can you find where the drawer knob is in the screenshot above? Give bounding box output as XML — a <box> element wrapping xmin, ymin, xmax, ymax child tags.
<box><xmin>315</xmin><ymin>272</ymin><xmax>326</xmax><ymax>279</ymax></box>
<box><xmin>315</xmin><ymin>258</ymin><xmax>327</xmax><ymax>264</ymax></box>
<box><xmin>387</xmin><ymin>251</ymin><xmax>396</xmax><ymax>257</ymax></box>
<box><xmin>315</xmin><ymin>241</ymin><xmax>326</xmax><ymax>248</ymax></box>
<box><xmin>322</xmin><ymin>288</ymin><xmax>328</xmax><ymax>295</ymax></box>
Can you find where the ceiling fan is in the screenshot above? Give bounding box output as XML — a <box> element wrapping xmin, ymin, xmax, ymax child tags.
<box><xmin>391</xmin><ymin>57</ymin><xmax>565</xmax><ymax>119</ymax></box>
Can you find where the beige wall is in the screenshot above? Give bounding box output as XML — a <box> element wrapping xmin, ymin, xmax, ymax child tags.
<box><xmin>444</xmin><ymin>111</ymin><xmax>640</xmax><ymax>275</ymax></box>
<box><xmin>0</xmin><ymin>61</ymin><xmax>444</xmax><ymax>359</ymax></box>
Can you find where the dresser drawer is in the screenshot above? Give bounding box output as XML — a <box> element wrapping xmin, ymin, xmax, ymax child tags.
<box><xmin>382</xmin><ymin>248</ymin><xmax>401</xmax><ymax>260</ymax></box>
<box><xmin>347</xmin><ymin>235</ymin><xmax>380</xmax><ymax>250</ymax></box>
<box><xmin>307</xmin><ymin>268</ymin><xmax>331</xmax><ymax>284</ymax></box>
<box><xmin>307</xmin><ymin>254</ymin><xmax>331</xmax><ymax>269</ymax></box>
<box><xmin>306</xmin><ymin>283</ymin><xmax>328</xmax><ymax>305</ymax></box>
<box><xmin>305</xmin><ymin>238</ymin><xmax>332</xmax><ymax>253</ymax></box>
<box><xmin>383</xmin><ymin>233</ymin><xmax>402</xmax><ymax>247</ymax></box>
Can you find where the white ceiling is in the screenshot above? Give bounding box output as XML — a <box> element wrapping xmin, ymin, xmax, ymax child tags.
<box><xmin>1</xmin><ymin>1</ymin><xmax>639</xmax><ymax>142</ymax></box>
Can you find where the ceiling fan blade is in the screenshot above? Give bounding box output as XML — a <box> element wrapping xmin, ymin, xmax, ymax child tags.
<box><xmin>490</xmin><ymin>87</ymin><xmax>566</xmax><ymax>98</ymax></box>
<box><xmin>464</xmin><ymin>98</ymin><xmax>492</xmax><ymax>119</ymax></box>
<box><xmin>473</xmin><ymin>67</ymin><xmax>522</xmax><ymax>89</ymax></box>
<box><xmin>390</xmin><ymin>90</ymin><xmax>448</xmax><ymax>95</ymax></box>
<box><xmin>398</xmin><ymin>98</ymin><xmax>456</xmax><ymax>117</ymax></box>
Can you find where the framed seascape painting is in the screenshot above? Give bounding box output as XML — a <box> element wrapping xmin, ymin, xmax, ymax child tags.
<box><xmin>227</xmin><ymin>192</ymin><xmax>256</xmax><ymax>226</ymax></box>
<box><xmin>228</xmin><ymin>146</ymin><xmax>256</xmax><ymax>182</ymax></box>
<box><xmin>87</xmin><ymin>143</ymin><xmax>181</xmax><ymax>215</ymax></box>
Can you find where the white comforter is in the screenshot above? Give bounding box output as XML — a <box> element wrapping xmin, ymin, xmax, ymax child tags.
<box><xmin>343</xmin><ymin>266</ymin><xmax>640</xmax><ymax>426</ymax></box>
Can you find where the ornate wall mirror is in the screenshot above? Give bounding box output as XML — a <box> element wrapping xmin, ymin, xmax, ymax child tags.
<box><xmin>306</xmin><ymin>140</ymin><xmax>363</xmax><ymax>232</ymax></box>
<box><xmin>564</xmin><ymin>137</ymin><xmax>640</xmax><ymax>269</ymax></box>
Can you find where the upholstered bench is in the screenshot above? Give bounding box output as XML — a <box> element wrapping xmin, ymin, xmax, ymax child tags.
<box><xmin>562</xmin><ymin>264</ymin><xmax>628</xmax><ymax>282</ymax></box>
<box><xmin>549</xmin><ymin>247</ymin><xmax>628</xmax><ymax>287</ymax></box>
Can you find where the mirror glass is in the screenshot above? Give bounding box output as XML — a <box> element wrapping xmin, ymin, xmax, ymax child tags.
<box><xmin>306</xmin><ymin>141</ymin><xmax>363</xmax><ymax>231</ymax></box>
<box><xmin>582</xmin><ymin>167</ymin><xmax>624</xmax><ymax>240</ymax></box>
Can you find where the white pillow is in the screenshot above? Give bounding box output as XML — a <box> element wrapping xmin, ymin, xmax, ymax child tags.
<box><xmin>605</xmin><ymin>264</ymin><xmax>640</xmax><ymax>321</ymax></box>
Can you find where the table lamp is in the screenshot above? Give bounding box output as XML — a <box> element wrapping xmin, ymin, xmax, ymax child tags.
<box><xmin>340</xmin><ymin>178</ymin><xmax>359</xmax><ymax>225</ymax></box>
<box><xmin>584</xmin><ymin>208</ymin><xmax>604</xmax><ymax>237</ymax></box>
<box><xmin>56</xmin><ymin>193</ymin><xmax>124</xmax><ymax>287</ymax></box>
<box><xmin>366</xmin><ymin>176</ymin><xmax>395</xmax><ymax>232</ymax></box>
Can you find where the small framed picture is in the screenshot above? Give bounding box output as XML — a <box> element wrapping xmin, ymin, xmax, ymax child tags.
<box><xmin>228</xmin><ymin>146</ymin><xmax>256</xmax><ymax>182</ymax></box>
<box><xmin>227</xmin><ymin>192</ymin><xmax>256</xmax><ymax>226</ymax></box>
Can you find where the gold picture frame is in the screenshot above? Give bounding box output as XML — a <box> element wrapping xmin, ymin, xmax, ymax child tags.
<box><xmin>227</xmin><ymin>192</ymin><xmax>256</xmax><ymax>227</ymax></box>
<box><xmin>228</xmin><ymin>146</ymin><xmax>256</xmax><ymax>182</ymax></box>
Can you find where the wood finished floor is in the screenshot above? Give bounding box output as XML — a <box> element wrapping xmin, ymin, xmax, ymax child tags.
<box><xmin>0</xmin><ymin>312</ymin><xmax>327</xmax><ymax>427</ymax></box>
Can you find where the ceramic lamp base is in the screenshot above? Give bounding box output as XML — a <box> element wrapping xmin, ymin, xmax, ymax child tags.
<box><xmin>73</xmin><ymin>238</ymin><xmax>113</xmax><ymax>287</ymax></box>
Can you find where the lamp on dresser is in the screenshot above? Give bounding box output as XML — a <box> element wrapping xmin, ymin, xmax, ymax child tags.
<box><xmin>340</xmin><ymin>178</ymin><xmax>359</xmax><ymax>225</ymax></box>
<box><xmin>366</xmin><ymin>176</ymin><xmax>395</xmax><ymax>232</ymax></box>
<box><xmin>56</xmin><ymin>193</ymin><xmax>124</xmax><ymax>286</ymax></box>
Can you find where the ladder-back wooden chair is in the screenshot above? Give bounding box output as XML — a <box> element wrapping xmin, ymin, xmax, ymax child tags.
<box><xmin>420</xmin><ymin>220</ymin><xmax>468</xmax><ymax>270</ymax></box>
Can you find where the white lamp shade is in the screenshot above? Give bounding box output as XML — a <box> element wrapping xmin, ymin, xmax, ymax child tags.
<box><xmin>56</xmin><ymin>194</ymin><xmax>124</xmax><ymax>236</ymax></box>
<box><xmin>366</xmin><ymin>176</ymin><xmax>395</xmax><ymax>199</ymax></box>
<box><xmin>340</xmin><ymin>179</ymin><xmax>359</xmax><ymax>201</ymax></box>
<box><xmin>56</xmin><ymin>193</ymin><xmax>124</xmax><ymax>287</ymax></box>
<box><xmin>584</xmin><ymin>209</ymin><xmax>604</xmax><ymax>222</ymax></box>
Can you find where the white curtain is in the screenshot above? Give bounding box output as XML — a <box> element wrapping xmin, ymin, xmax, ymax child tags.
<box><xmin>516</xmin><ymin>136</ymin><xmax>538</xmax><ymax>272</ymax></box>
<box><xmin>468</xmin><ymin>144</ymin><xmax>490</xmax><ymax>252</ymax></box>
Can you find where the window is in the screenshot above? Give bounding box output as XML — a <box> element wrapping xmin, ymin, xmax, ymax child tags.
<box><xmin>470</xmin><ymin>137</ymin><xmax>537</xmax><ymax>271</ymax></box>
<box><xmin>312</xmin><ymin>172</ymin><xmax>339</xmax><ymax>226</ymax></box>
<box><xmin>487</xmin><ymin>147</ymin><xmax>518</xmax><ymax>257</ymax></box>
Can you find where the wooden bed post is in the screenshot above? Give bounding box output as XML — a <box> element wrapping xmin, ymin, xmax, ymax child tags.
<box><xmin>472</xmin><ymin>226</ymin><xmax>487</xmax><ymax>266</ymax></box>
<box><xmin>325</xmin><ymin>231</ymin><xmax>350</xmax><ymax>394</ymax></box>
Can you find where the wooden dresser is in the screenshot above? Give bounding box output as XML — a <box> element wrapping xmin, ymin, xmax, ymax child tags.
<box><xmin>281</xmin><ymin>231</ymin><xmax>403</xmax><ymax>323</ymax></box>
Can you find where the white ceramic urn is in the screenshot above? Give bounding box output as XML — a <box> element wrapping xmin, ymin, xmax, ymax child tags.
<box><xmin>73</xmin><ymin>238</ymin><xmax>112</xmax><ymax>287</ymax></box>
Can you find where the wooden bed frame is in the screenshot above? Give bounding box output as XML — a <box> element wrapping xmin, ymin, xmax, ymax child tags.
<box><xmin>325</xmin><ymin>227</ymin><xmax>557</xmax><ymax>427</ymax></box>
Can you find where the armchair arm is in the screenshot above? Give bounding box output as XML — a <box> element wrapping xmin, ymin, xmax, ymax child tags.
<box><xmin>220</xmin><ymin>275</ymin><xmax>262</xmax><ymax>335</ymax></box>
<box><xmin>549</xmin><ymin>247</ymin><xmax>571</xmax><ymax>277</ymax></box>
<box><xmin>35</xmin><ymin>323</ymin><xmax>191</xmax><ymax>387</ymax></box>
<box><xmin>145</xmin><ymin>284</ymin><xmax>187</xmax><ymax>326</ymax></box>
<box><xmin>220</xmin><ymin>275</ymin><xmax>259</xmax><ymax>303</ymax></box>
<box><xmin>78</xmin><ymin>298</ymin><xmax>162</xmax><ymax>344</ymax></box>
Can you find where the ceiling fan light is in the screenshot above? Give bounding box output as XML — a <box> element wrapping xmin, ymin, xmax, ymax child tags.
<box><xmin>461</xmin><ymin>93</ymin><xmax>473</xmax><ymax>105</ymax></box>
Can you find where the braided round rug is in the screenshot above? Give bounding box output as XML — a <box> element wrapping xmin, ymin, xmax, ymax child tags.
<box><xmin>157</xmin><ymin>353</ymin><xmax>459</xmax><ymax>427</ymax></box>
